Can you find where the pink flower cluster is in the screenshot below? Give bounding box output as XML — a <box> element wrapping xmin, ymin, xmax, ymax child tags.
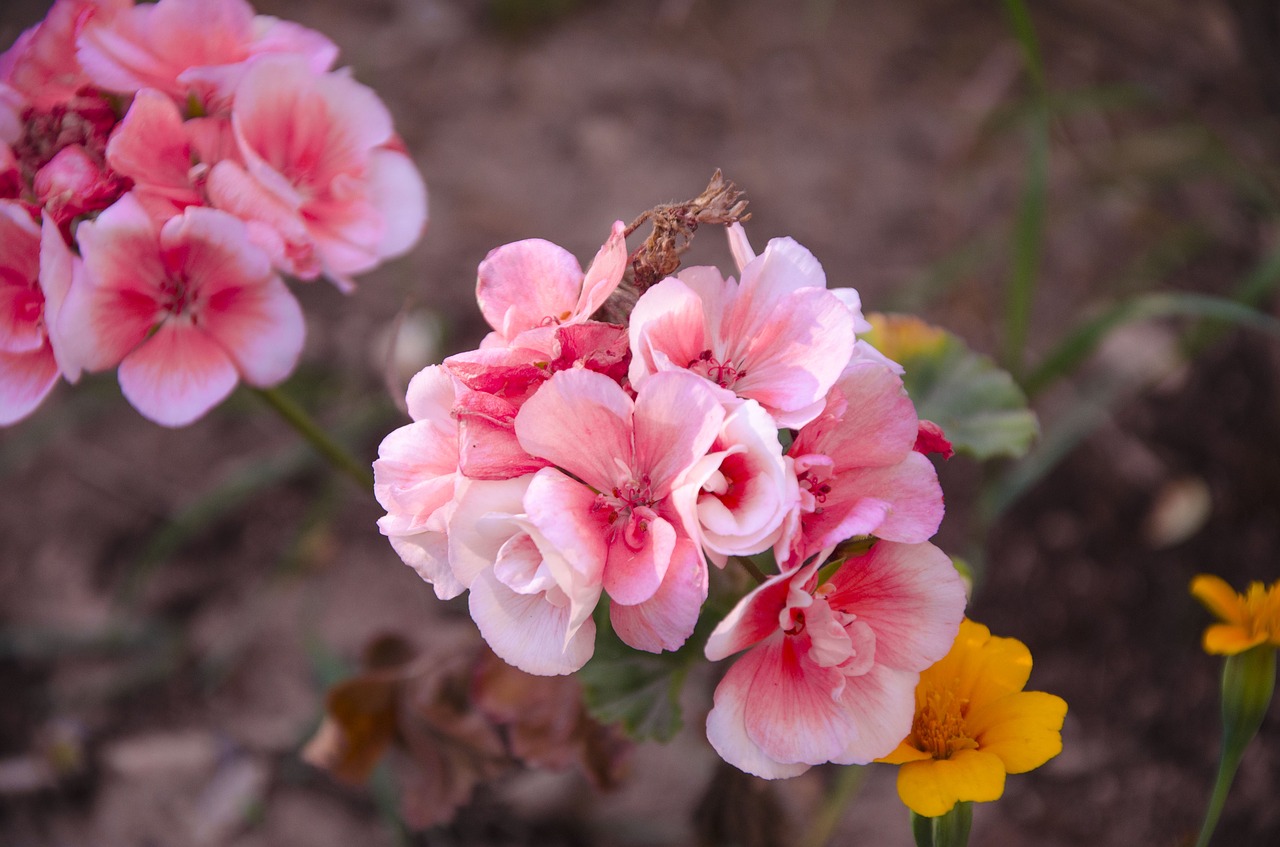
<box><xmin>0</xmin><ymin>0</ymin><xmax>427</xmax><ymax>426</ymax></box>
<box><xmin>376</xmin><ymin>222</ymin><xmax>967</xmax><ymax>777</ymax></box>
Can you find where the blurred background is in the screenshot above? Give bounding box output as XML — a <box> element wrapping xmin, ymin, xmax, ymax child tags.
<box><xmin>2</xmin><ymin>0</ymin><xmax>1280</xmax><ymax>844</ymax></box>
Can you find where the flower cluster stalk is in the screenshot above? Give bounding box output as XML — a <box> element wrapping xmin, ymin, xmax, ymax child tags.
<box><xmin>911</xmin><ymin>802</ymin><xmax>972</xmax><ymax>847</ymax></box>
<box><xmin>1194</xmin><ymin>645</ymin><xmax>1276</xmax><ymax>847</ymax></box>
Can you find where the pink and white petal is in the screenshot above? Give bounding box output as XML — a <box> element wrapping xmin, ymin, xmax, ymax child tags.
<box><xmin>820</xmin><ymin>363</ymin><xmax>919</xmax><ymax>467</ymax></box>
<box><xmin>0</xmin><ymin>345</ymin><xmax>58</xmax><ymax>425</ymax></box>
<box><xmin>382</xmin><ymin>528</ymin><xmax>464</xmax><ymax>601</ymax></box>
<box><xmin>476</xmin><ymin>239</ymin><xmax>582</xmax><ymax>339</ymax></box>
<box><xmin>742</xmin><ymin>633</ymin><xmax>864</xmax><ymax>767</ymax></box>
<box><xmin>367</xmin><ymin>147</ymin><xmax>427</xmax><ymax>261</ymax></box>
<box><xmin>704</xmin><ymin>564</ymin><xmax>807</xmax><ymax>662</ymax></box>
<box><xmin>737</xmin><ymin>236</ymin><xmax>827</xmax><ymax>300</ymax></box>
<box><xmin>469</xmin><ymin>569</ymin><xmax>596</xmax><ymax>676</ymax></box>
<box><xmin>203</xmin><ymin>275</ymin><xmax>304</xmax><ymax>386</ymax></box>
<box><xmin>705</xmin><ymin>642</ymin><xmax>811</xmax><ymax>780</ymax></box>
<box><xmin>573</xmin><ymin>220</ymin><xmax>627</xmax><ymax>319</ymax></box>
<box><xmin>405</xmin><ymin>364</ymin><xmax>457</xmax><ymax>424</ymax></box>
<box><xmin>627</xmin><ymin>277</ymin><xmax>708</xmax><ymax>388</ymax></box>
<box><xmin>106</xmin><ymin>89</ymin><xmax>198</xmax><ymax>199</ymax></box>
<box><xmin>248</xmin><ymin>16</ymin><xmax>339</xmax><ymax>73</ymax></box>
<box><xmin>447</xmin><ymin>475</ymin><xmax>531</xmax><ymax>588</ymax></box>
<box><xmin>830</xmin><ymin>287</ymin><xmax>873</xmax><ymax>334</ymax></box>
<box><xmin>118</xmin><ymin>322</ymin><xmax>239</xmax><ymax>426</ymax></box>
<box><xmin>456</xmin><ymin>393</ymin><xmax>550</xmax><ymax>480</ymax></box>
<box><xmin>632</xmin><ymin>371</ymin><xmax>725</xmax><ymax>494</ymax></box>
<box><xmin>611</xmin><ymin>537</ymin><xmax>707</xmax><ymax>652</ymax></box>
<box><xmin>835</xmin><ymin>453</ymin><xmax>944</xmax><ymax>544</ymax></box>
<box><xmin>38</xmin><ymin>217</ymin><xmax>80</xmax><ymax>380</ymax></box>
<box><xmin>725</xmin><ymin>223</ymin><xmax>756</xmax><ymax>274</ymax></box>
<box><xmin>603</xmin><ymin>512</ymin><xmax>676</xmax><ymax>607</ymax></box>
<box><xmin>521</xmin><ymin>468</ymin><xmax>608</xmax><ymax>588</ymax></box>
<box><xmin>800</xmin><ymin>496</ymin><xmax>893</xmax><ymax>560</ymax></box>
<box><xmin>162</xmin><ymin>205</ymin><xmax>274</xmax><ymax>295</ymax></box>
<box><xmin>373</xmin><ymin>418</ymin><xmax>458</xmax><ymax>527</ymax></box>
<box><xmin>825</xmin><ymin>541</ymin><xmax>966</xmax><ymax>673</ymax></box>
<box><xmin>830</xmin><ymin>664</ymin><xmax>924</xmax><ymax>765</ymax></box>
<box><xmin>515</xmin><ymin>369</ymin><xmax>633</xmax><ymax>491</ymax></box>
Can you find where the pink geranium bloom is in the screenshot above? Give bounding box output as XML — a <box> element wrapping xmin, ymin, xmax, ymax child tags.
<box><xmin>58</xmin><ymin>192</ymin><xmax>304</xmax><ymax>426</ymax></box>
<box><xmin>446</xmin><ymin>475</ymin><xmax>599</xmax><ymax>675</ymax></box>
<box><xmin>205</xmin><ymin>56</ymin><xmax>425</xmax><ymax>287</ymax></box>
<box><xmin>512</xmin><ymin>368</ymin><xmax>725</xmax><ymax>653</ymax></box>
<box><xmin>628</xmin><ymin>232</ymin><xmax>856</xmax><ymax>428</ymax></box>
<box><xmin>778</xmin><ymin>361</ymin><xmax>944</xmax><ymax>568</ymax></box>
<box><xmin>374</xmin><ymin>365</ymin><xmax>467</xmax><ymax>599</ymax></box>
<box><xmin>104</xmin><ymin>88</ymin><xmax>211</xmax><ymax>220</ymax></box>
<box><xmin>704</xmin><ymin>540</ymin><xmax>966</xmax><ymax>778</ymax></box>
<box><xmin>76</xmin><ymin>0</ymin><xmax>337</xmax><ymax>107</ymax></box>
<box><xmin>475</xmin><ymin>221</ymin><xmax>628</xmax><ymax>348</ymax></box>
<box><xmin>0</xmin><ymin>203</ymin><xmax>71</xmax><ymax>424</ymax></box>
<box><xmin>673</xmin><ymin>397</ymin><xmax>796</xmax><ymax>565</ymax></box>
<box><xmin>0</xmin><ymin>0</ymin><xmax>128</xmax><ymax>110</ymax></box>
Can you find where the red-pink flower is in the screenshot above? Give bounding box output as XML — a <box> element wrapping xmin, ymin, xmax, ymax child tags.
<box><xmin>58</xmin><ymin>192</ymin><xmax>304</xmax><ymax>426</ymax></box>
<box><xmin>0</xmin><ymin>203</ymin><xmax>72</xmax><ymax>424</ymax></box>
<box><xmin>76</xmin><ymin>0</ymin><xmax>337</xmax><ymax>108</ymax></box>
<box><xmin>374</xmin><ymin>365</ymin><xmax>466</xmax><ymax>599</ymax></box>
<box><xmin>475</xmin><ymin>221</ymin><xmax>628</xmax><ymax>348</ymax></box>
<box><xmin>0</xmin><ymin>0</ymin><xmax>128</xmax><ymax>110</ymax></box>
<box><xmin>206</xmin><ymin>56</ymin><xmax>425</xmax><ymax>287</ymax></box>
<box><xmin>511</xmin><ymin>368</ymin><xmax>725</xmax><ymax>654</ymax></box>
<box><xmin>704</xmin><ymin>540</ymin><xmax>966</xmax><ymax>778</ymax></box>
<box><xmin>778</xmin><ymin>361</ymin><xmax>944</xmax><ymax>568</ymax></box>
<box><xmin>628</xmin><ymin>233</ymin><xmax>855</xmax><ymax>428</ymax></box>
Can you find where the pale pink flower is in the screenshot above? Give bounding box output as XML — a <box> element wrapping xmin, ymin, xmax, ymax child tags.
<box><xmin>475</xmin><ymin>221</ymin><xmax>628</xmax><ymax>348</ymax></box>
<box><xmin>104</xmin><ymin>88</ymin><xmax>209</xmax><ymax>220</ymax></box>
<box><xmin>446</xmin><ymin>475</ymin><xmax>599</xmax><ymax>675</ymax></box>
<box><xmin>672</xmin><ymin>397</ymin><xmax>796</xmax><ymax>566</ymax></box>
<box><xmin>33</xmin><ymin>143</ymin><xmax>130</xmax><ymax>229</ymax></box>
<box><xmin>374</xmin><ymin>365</ymin><xmax>466</xmax><ymax>600</ymax></box>
<box><xmin>726</xmin><ymin>222</ymin><xmax>901</xmax><ymax>374</ymax></box>
<box><xmin>628</xmin><ymin>233</ymin><xmax>856</xmax><ymax>428</ymax></box>
<box><xmin>777</xmin><ymin>361</ymin><xmax>944</xmax><ymax>568</ymax></box>
<box><xmin>0</xmin><ymin>0</ymin><xmax>128</xmax><ymax>110</ymax></box>
<box><xmin>76</xmin><ymin>0</ymin><xmax>337</xmax><ymax>107</ymax></box>
<box><xmin>205</xmin><ymin>56</ymin><xmax>425</xmax><ymax>287</ymax></box>
<box><xmin>704</xmin><ymin>540</ymin><xmax>966</xmax><ymax>778</ymax></box>
<box><xmin>512</xmin><ymin>368</ymin><xmax>724</xmax><ymax>653</ymax></box>
<box><xmin>0</xmin><ymin>203</ymin><xmax>69</xmax><ymax>424</ymax></box>
<box><xmin>58</xmin><ymin>192</ymin><xmax>304</xmax><ymax>426</ymax></box>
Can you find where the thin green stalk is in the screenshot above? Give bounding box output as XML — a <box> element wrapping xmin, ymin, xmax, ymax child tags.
<box><xmin>251</xmin><ymin>385</ymin><xmax>374</xmax><ymax>492</ymax></box>
<box><xmin>1000</xmin><ymin>0</ymin><xmax>1050</xmax><ymax>380</ymax></box>
<box><xmin>736</xmin><ymin>555</ymin><xmax>768</xmax><ymax>584</ymax></box>
<box><xmin>911</xmin><ymin>802</ymin><xmax>973</xmax><ymax>847</ymax></box>
<box><xmin>1194</xmin><ymin>647</ymin><xmax>1276</xmax><ymax>847</ymax></box>
<box><xmin>801</xmin><ymin>766</ymin><xmax>867</xmax><ymax>847</ymax></box>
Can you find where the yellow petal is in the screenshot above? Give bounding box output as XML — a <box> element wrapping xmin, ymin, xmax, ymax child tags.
<box><xmin>967</xmin><ymin>691</ymin><xmax>1067</xmax><ymax>774</ymax></box>
<box><xmin>878</xmin><ymin>739</ymin><xmax>934</xmax><ymax>765</ymax></box>
<box><xmin>922</xmin><ymin>620</ymin><xmax>1032</xmax><ymax>709</ymax></box>
<box><xmin>1191</xmin><ymin>575</ymin><xmax>1246</xmax><ymax>626</ymax></box>
<box><xmin>896</xmin><ymin>749</ymin><xmax>1006</xmax><ymax>818</ymax></box>
<box><xmin>1203</xmin><ymin>623</ymin><xmax>1267</xmax><ymax>656</ymax></box>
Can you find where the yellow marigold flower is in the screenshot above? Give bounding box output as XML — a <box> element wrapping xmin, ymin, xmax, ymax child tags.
<box><xmin>878</xmin><ymin>618</ymin><xmax>1067</xmax><ymax>818</ymax></box>
<box><xmin>1190</xmin><ymin>574</ymin><xmax>1280</xmax><ymax>655</ymax></box>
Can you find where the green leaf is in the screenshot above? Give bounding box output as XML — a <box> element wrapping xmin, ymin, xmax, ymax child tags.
<box><xmin>865</xmin><ymin>314</ymin><xmax>1038</xmax><ymax>461</ymax></box>
<box><xmin>578</xmin><ymin>615</ymin><xmax>688</xmax><ymax>742</ymax></box>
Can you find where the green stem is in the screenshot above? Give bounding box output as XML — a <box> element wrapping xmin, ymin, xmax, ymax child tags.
<box><xmin>911</xmin><ymin>803</ymin><xmax>973</xmax><ymax>847</ymax></box>
<box><xmin>1194</xmin><ymin>646</ymin><xmax>1276</xmax><ymax>847</ymax></box>
<box><xmin>736</xmin><ymin>556</ymin><xmax>768</xmax><ymax>584</ymax></box>
<box><xmin>800</xmin><ymin>766</ymin><xmax>867</xmax><ymax>847</ymax></box>
<box><xmin>251</xmin><ymin>386</ymin><xmax>374</xmax><ymax>492</ymax></box>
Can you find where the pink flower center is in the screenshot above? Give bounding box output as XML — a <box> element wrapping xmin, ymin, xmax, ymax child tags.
<box><xmin>159</xmin><ymin>272</ymin><xmax>197</xmax><ymax>319</ymax></box>
<box><xmin>592</xmin><ymin>474</ymin><xmax>658</xmax><ymax>550</ymax></box>
<box><xmin>687</xmin><ymin>348</ymin><xmax>747</xmax><ymax>388</ymax></box>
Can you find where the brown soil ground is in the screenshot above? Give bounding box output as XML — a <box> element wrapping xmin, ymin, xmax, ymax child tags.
<box><xmin>2</xmin><ymin>1</ymin><xmax>1280</xmax><ymax>845</ymax></box>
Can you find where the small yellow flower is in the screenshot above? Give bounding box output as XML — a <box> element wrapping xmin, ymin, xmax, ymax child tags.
<box><xmin>1190</xmin><ymin>574</ymin><xmax>1280</xmax><ymax>655</ymax></box>
<box><xmin>878</xmin><ymin>618</ymin><xmax>1067</xmax><ymax>818</ymax></box>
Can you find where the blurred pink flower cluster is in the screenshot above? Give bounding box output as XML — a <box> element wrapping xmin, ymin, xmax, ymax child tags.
<box><xmin>0</xmin><ymin>0</ymin><xmax>426</xmax><ymax>426</ymax></box>
<box><xmin>375</xmin><ymin>222</ymin><xmax>966</xmax><ymax>778</ymax></box>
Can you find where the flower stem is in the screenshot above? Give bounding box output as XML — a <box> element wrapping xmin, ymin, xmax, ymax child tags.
<box><xmin>251</xmin><ymin>386</ymin><xmax>374</xmax><ymax>492</ymax></box>
<box><xmin>1194</xmin><ymin>646</ymin><xmax>1276</xmax><ymax>847</ymax></box>
<box><xmin>911</xmin><ymin>803</ymin><xmax>973</xmax><ymax>847</ymax></box>
<box><xmin>736</xmin><ymin>556</ymin><xmax>768</xmax><ymax>584</ymax></box>
<box><xmin>800</xmin><ymin>765</ymin><xmax>867</xmax><ymax>847</ymax></box>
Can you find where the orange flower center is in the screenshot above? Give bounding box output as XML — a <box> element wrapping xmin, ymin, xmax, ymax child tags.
<box><xmin>910</xmin><ymin>688</ymin><xmax>978</xmax><ymax>760</ymax></box>
<box><xmin>1243</xmin><ymin>583</ymin><xmax>1280</xmax><ymax>641</ymax></box>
